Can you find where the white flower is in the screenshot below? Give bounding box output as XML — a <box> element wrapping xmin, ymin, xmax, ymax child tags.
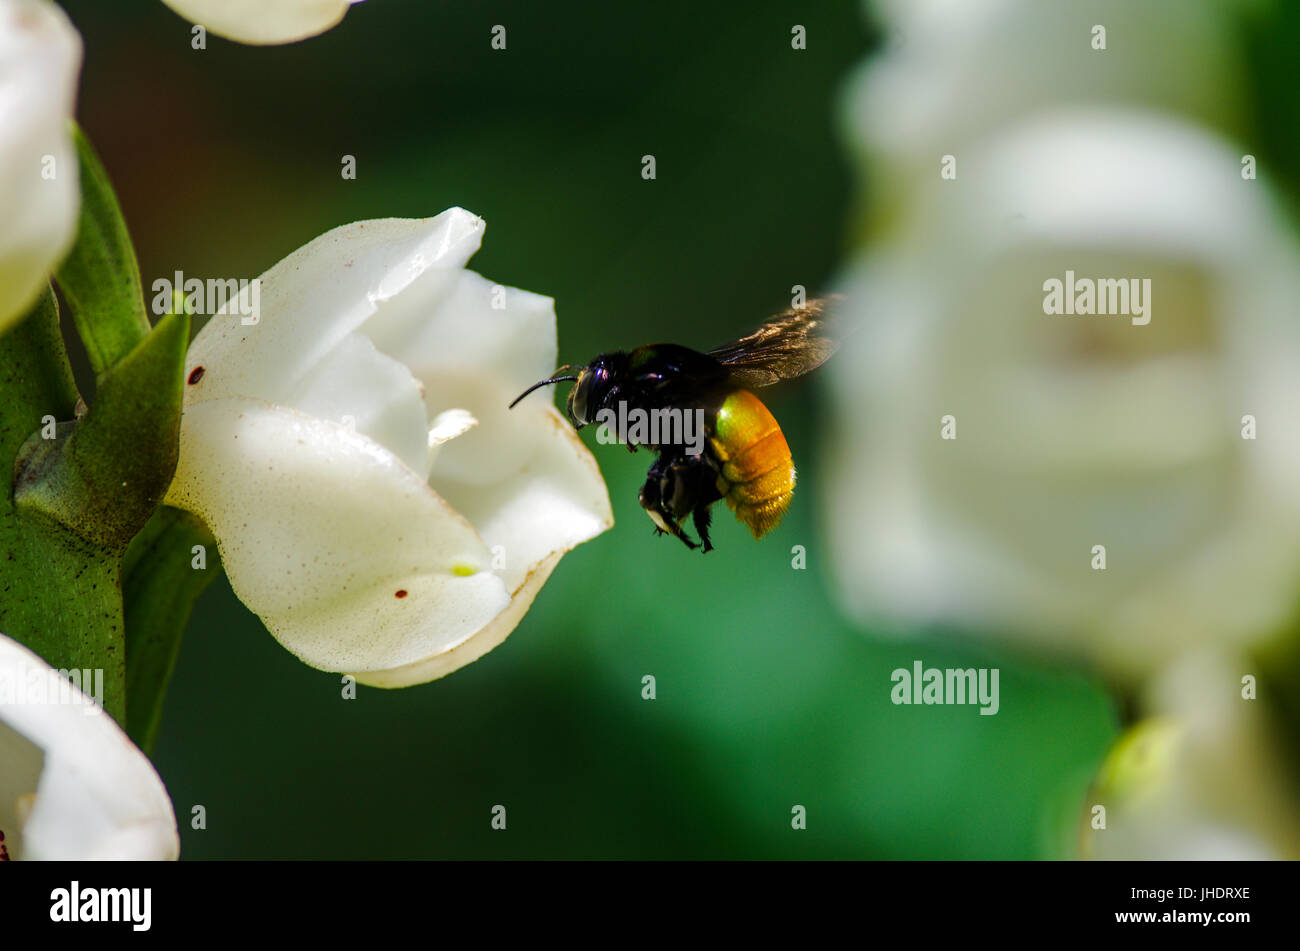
<box><xmin>160</xmin><ymin>0</ymin><xmax>365</xmax><ymax>45</ymax></box>
<box><xmin>0</xmin><ymin>633</ymin><xmax>179</xmax><ymax>860</ymax></box>
<box><xmin>843</xmin><ymin>0</ymin><xmax>1252</xmax><ymax>209</ymax></box>
<box><xmin>823</xmin><ymin>112</ymin><xmax>1300</xmax><ymax>676</ymax></box>
<box><xmin>0</xmin><ymin>0</ymin><xmax>80</xmax><ymax>334</ymax></box>
<box><xmin>1084</xmin><ymin>649</ymin><xmax>1300</xmax><ymax>859</ymax></box>
<box><xmin>165</xmin><ymin>208</ymin><xmax>612</xmax><ymax>687</ymax></box>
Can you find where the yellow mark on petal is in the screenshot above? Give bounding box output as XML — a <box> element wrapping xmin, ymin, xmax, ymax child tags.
<box><xmin>452</xmin><ymin>564</ymin><xmax>478</xmax><ymax>577</ymax></box>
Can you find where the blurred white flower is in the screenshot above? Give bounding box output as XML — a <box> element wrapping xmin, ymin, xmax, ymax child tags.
<box><xmin>0</xmin><ymin>0</ymin><xmax>80</xmax><ymax>334</ymax></box>
<box><xmin>160</xmin><ymin>0</ymin><xmax>365</xmax><ymax>45</ymax></box>
<box><xmin>823</xmin><ymin>111</ymin><xmax>1300</xmax><ymax>676</ymax></box>
<box><xmin>166</xmin><ymin>209</ymin><xmax>612</xmax><ymax>687</ymax></box>
<box><xmin>0</xmin><ymin>633</ymin><xmax>179</xmax><ymax>860</ymax></box>
<box><xmin>1084</xmin><ymin>649</ymin><xmax>1300</xmax><ymax>859</ymax></box>
<box><xmin>843</xmin><ymin>0</ymin><xmax>1254</xmax><ymax>214</ymax></box>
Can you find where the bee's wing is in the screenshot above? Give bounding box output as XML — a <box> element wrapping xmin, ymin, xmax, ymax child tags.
<box><xmin>706</xmin><ymin>296</ymin><xmax>841</xmax><ymax>388</ymax></box>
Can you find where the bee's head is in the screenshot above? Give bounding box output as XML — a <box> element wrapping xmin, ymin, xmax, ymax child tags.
<box><xmin>566</xmin><ymin>357</ymin><xmax>622</xmax><ymax>428</ymax></box>
<box><xmin>508</xmin><ymin>353</ymin><xmax>625</xmax><ymax>429</ymax></box>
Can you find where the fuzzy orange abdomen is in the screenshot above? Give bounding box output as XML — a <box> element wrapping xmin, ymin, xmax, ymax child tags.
<box><xmin>709</xmin><ymin>389</ymin><xmax>794</xmax><ymax>538</ymax></box>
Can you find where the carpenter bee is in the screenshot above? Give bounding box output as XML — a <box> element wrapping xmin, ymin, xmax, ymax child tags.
<box><xmin>509</xmin><ymin>297</ymin><xmax>839</xmax><ymax>552</ymax></box>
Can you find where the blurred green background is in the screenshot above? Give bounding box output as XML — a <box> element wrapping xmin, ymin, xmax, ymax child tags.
<box><xmin>56</xmin><ymin>0</ymin><xmax>1127</xmax><ymax>858</ymax></box>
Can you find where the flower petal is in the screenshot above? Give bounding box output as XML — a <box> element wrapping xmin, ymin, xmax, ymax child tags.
<box><xmin>372</xmin><ymin>265</ymin><xmax>614</xmax><ymax>592</ymax></box>
<box><xmin>0</xmin><ymin>634</ymin><xmax>178</xmax><ymax>860</ymax></box>
<box><xmin>0</xmin><ymin>0</ymin><xmax>80</xmax><ymax>332</ymax></box>
<box><xmin>184</xmin><ymin>209</ymin><xmax>486</xmax><ymax>410</ymax></box>
<box><xmin>353</xmin><ymin>551</ymin><xmax>563</xmax><ymax>688</ymax></box>
<box><xmin>394</xmin><ymin>269</ymin><xmax>560</xmax><ymax>482</ymax></box>
<box><xmin>428</xmin><ymin>408</ymin><xmax>477</xmax><ymax>448</ymax></box>
<box><xmin>824</xmin><ymin>113</ymin><xmax>1300</xmax><ymax>675</ymax></box>
<box><xmin>434</xmin><ymin>405</ymin><xmax>613</xmax><ymax>594</ymax></box>
<box><xmin>844</xmin><ymin>0</ymin><xmax>1247</xmax><ymax>202</ymax></box>
<box><xmin>365</xmin><ymin>253</ymin><xmax>613</xmax><ymax>601</ymax></box>
<box><xmin>164</xmin><ymin>398</ymin><xmax>513</xmax><ymax>673</ymax></box>
<box><xmin>277</xmin><ymin>330</ymin><xmax>433</xmax><ymax>479</ymax></box>
<box><xmin>159</xmin><ymin>0</ymin><xmax>363</xmax><ymax>45</ymax></box>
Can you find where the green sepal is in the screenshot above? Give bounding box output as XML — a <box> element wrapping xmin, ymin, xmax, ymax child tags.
<box><xmin>14</xmin><ymin>310</ymin><xmax>189</xmax><ymax>550</ymax></box>
<box><xmin>54</xmin><ymin>122</ymin><xmax>151</xmax><ymax>378</ymax></box>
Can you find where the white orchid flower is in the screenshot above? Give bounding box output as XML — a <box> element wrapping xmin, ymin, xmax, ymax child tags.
<box><xmin>160</xmin><ymin>0</ymin><xmax>365</xmax><ymax>45</ymax></box>
<box><xmin>823</xmin><ymin>112</ymin><xmax>1300</xmax><ymax>677</ymax></box>
<box><xmin>165</xmin><ymin>208</ymin><xmax>612</xmax><ymax>687</ymax></box>
<box><xmin>0</xmin><ymin>0</ymin><xmax>80</xmax><ymax>334</ymax></box>
<box><xmin>1083</xmin><ymin>649</ymin><xmax>1300</xmax><ymax>859</ymax></box>
<box><xmin>0</xmin><ymin>633</ymin><xmax>179</xmax><ymax>860</ymax></box>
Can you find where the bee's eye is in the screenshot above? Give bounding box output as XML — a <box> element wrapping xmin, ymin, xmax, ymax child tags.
<box><xmin>569</xmin><ymin>371</ymin><xmax>593</xmax><ymax>425</ymax></box>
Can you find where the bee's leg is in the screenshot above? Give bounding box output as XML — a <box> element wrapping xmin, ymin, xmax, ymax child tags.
<box><xmin>662</xmin><ymin>453</ymin><xmax>721</xmax><ymax>552</ymax></box>
<box><xmin>639</xmin><ymin>453</ymin><xmax>698</xmax><ymax>549</ymax></box>
<box><xmin>637</xmin><ymin>471</ymin><xmax>661</xmax><ymax>535</ymax></box>
<box><xmin>642</xmin><ymin>497</ymin><xmax>698</xmax><ymax>550</ymax></box>
<box><xmin>691</xmin><ymin>503</ymin><xmax>714</xmax><ymax>554</ymax></box>
<box><xmin>659</xmin><ymin>512</ymin><xmax>699</xmax><ymax>550</ymax></box>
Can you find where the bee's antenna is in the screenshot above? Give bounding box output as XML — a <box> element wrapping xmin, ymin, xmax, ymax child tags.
<box><xmin>509</xmin><ymin>365</ymin><xmax>581</xmax><ymax>408</ymax></box>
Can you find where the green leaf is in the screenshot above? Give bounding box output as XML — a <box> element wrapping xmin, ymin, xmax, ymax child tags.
<box><xmin>124</xmin><ymin>506</ymin><xmax>220</xmax><ymax>754</ymax></box>
<box><xmin>14</xmin><ymin>310</ymin><xmax>190</xmax><ymax>550</ymax></box>
<box><xmin>0</xmin><ymin>289</ymin><xmax>126</xmax><ymax>722</ymax></box>
<box><xmin>54</xmin><ymin>123</ymin><xmax>151</xmax><ymax>377</ymax></box>
<box><xmin>0</xmin><ymin>288</ymin><xmax>79</xmax><ymax>443</ymax></box>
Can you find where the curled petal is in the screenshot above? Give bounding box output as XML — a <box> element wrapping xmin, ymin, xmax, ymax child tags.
<box><xmin>434</xmin><ymin>405</ymin><xmax>613</xmax><ymax>595</ymax></box>
<box><xmin>398</xmin><ymin>269</ymin><xmax>560</xmax><ymax>481</ymax></box>
<box><xmin>184</xmin><ymin>210</ymin><xmax>487</xmax><ymax>410</ymax></box>
<box><xmin>0</xmin><ymin>634</ymin><xmax>178</xmax><ymax>860</ymax></box>
<box><xmin>280</xmin><ymin>331</ymin><xmax>434</xmax><ymax>480</ymax></box>
<box><xmin>388</xmin><ymin>266</ymin><xmax>613</xmax><ymax>593</ymax></box>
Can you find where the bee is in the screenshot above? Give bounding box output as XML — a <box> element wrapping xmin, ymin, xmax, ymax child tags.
<box><xmin>509</xmin><ymin>298</ymin><xmax>839</xmax><ymax>551</ymax></box>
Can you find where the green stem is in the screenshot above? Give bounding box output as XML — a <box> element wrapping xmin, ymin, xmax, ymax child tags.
<box><xmin>0</xmin><ymin>289</ymin><xmax>126</xmax><ymax>723</ymax></box>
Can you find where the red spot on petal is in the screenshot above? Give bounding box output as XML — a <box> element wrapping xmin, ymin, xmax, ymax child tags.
<box><xmin>395</xmin><ymin>589</ymin><xmax>408</xmax><ymax>598</ymax></box>
<box><xmin>188</xmin><ymin>366</ymin><xmax>206</xmax><ymax>384</ymax></box>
